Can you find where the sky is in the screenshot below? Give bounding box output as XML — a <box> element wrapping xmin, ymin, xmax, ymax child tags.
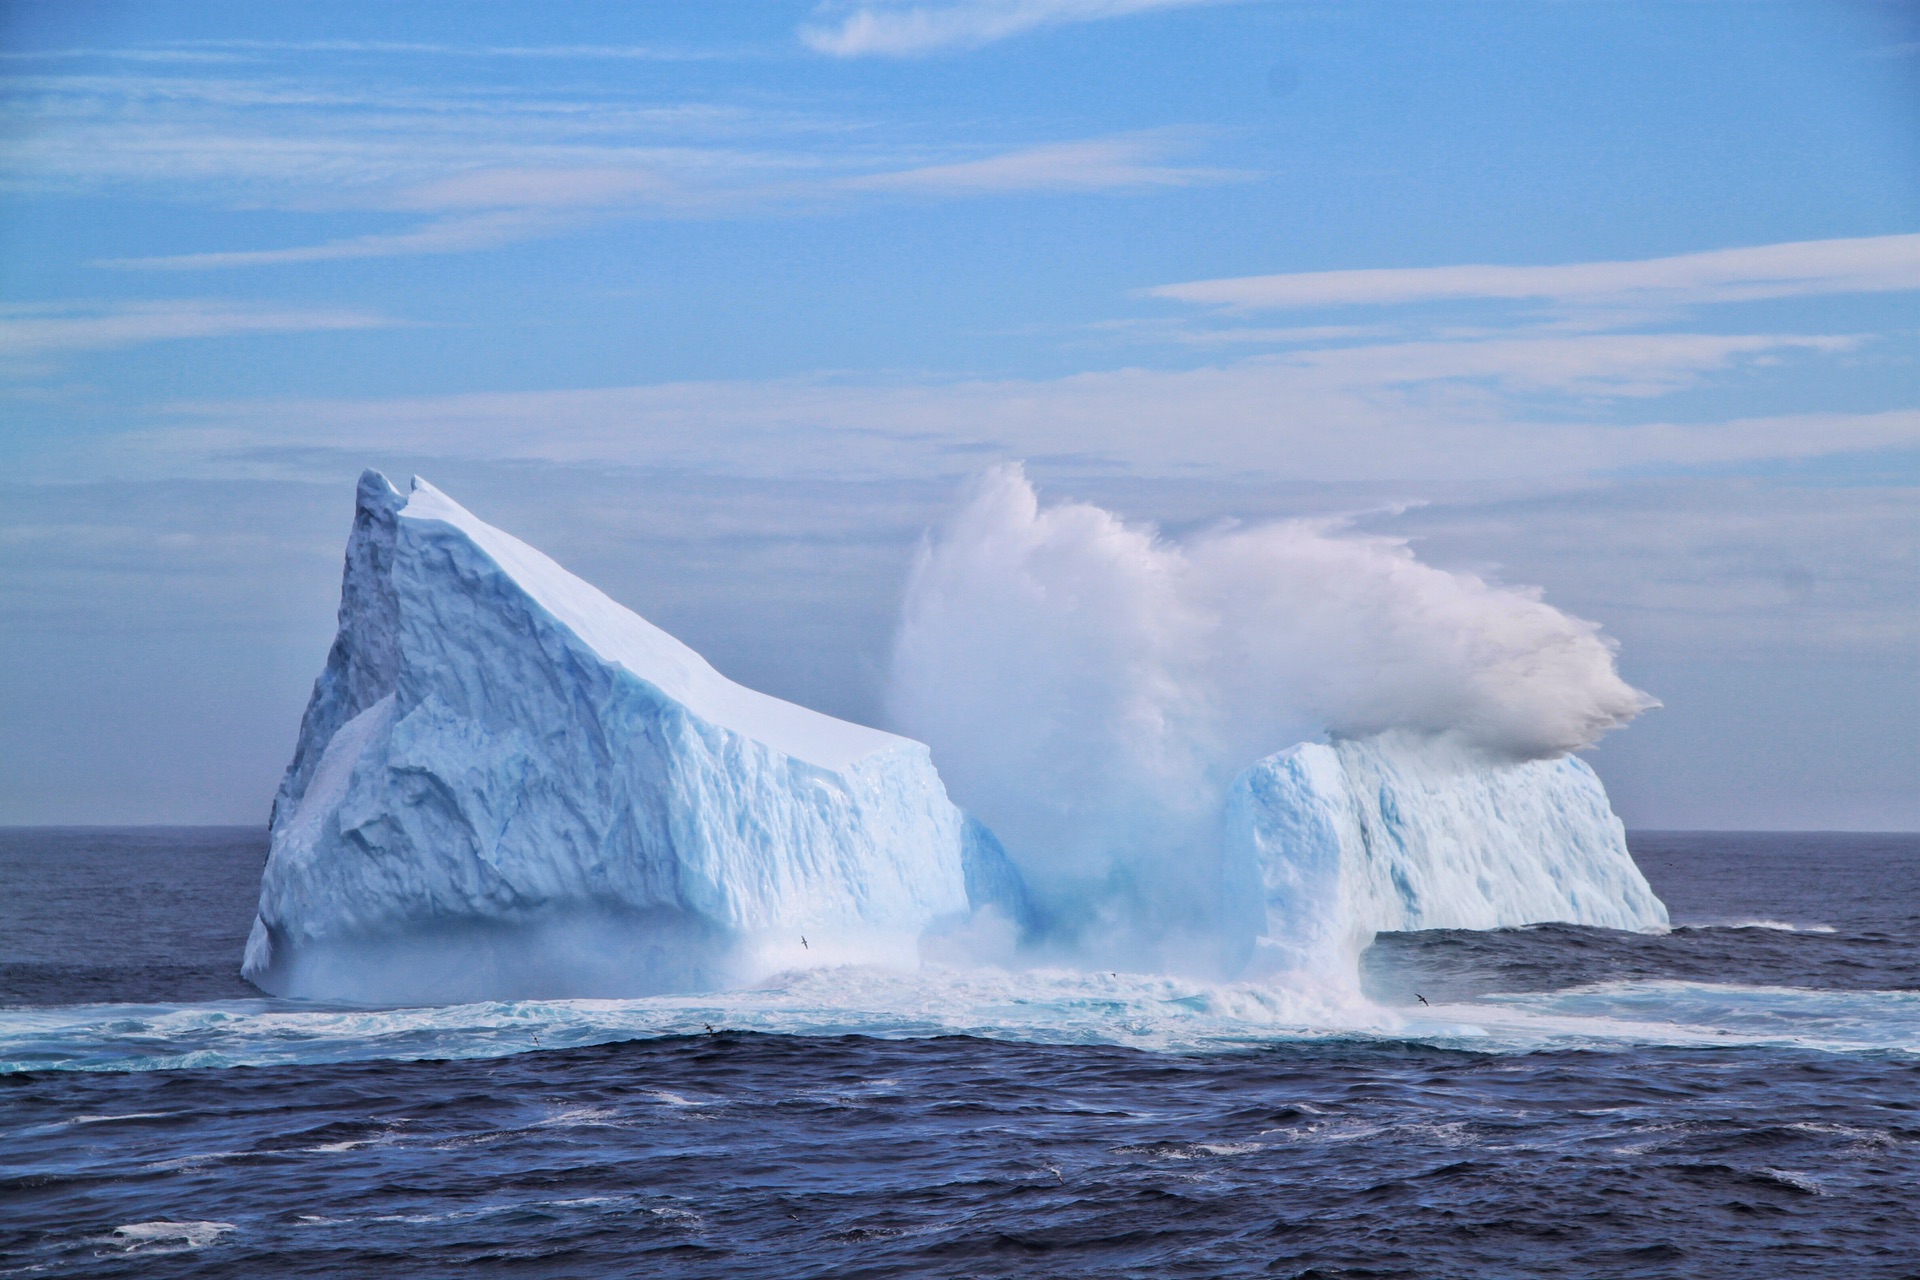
<box><xmin>1</xmin><ymin>0</ymin><xmax>1916</xmax><ymax>830</ymax></box>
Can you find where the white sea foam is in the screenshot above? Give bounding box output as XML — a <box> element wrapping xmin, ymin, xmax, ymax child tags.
<box><xmin>1760</xmin><ymin>1168</ymin><xmax>1827</xmax><ymax>1195</ymax></box>
<box><xmin>4</xmin><ymin>968</ymin><xmax>1916</xmax><ymax>1076</ymax></box>
<box><xmin>104</xmin><ymin>1221</ymin><xmax>234</xmax><ymax>1254</ymax></box>
<box><xmin>1682</xmin><ymin>919</ymin><xmax>1839</xmax><ymax>934</ymax></box>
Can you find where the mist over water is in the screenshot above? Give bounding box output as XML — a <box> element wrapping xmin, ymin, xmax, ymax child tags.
<box><xmin>886</xmin><ymin>466</ymin><xmax>1655</xmax><ymax>960</ymax></box>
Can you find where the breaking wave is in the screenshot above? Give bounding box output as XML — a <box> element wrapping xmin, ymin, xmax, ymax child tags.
<box><xmin>5</xmin><ymin>966</ymin><xmax>1916</xmax><ymax>1076</ymax></box>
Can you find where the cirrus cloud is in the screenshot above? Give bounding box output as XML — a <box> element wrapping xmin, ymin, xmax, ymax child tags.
<box><xmin>1148</xmin><ymin>233</ymin><xmax>1920</xmax><ymax>312</ymax></box>
<box><xmin>802</xmin><ymin>0</ymin><xmax>1233</xmax><ymax>57</ymax></box>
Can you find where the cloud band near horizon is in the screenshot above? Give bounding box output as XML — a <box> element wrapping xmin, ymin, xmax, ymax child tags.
<box><xmin>1148</xmin><ymin>233</ymin><xmax>1920</xmax><ymax>311</ymax></box>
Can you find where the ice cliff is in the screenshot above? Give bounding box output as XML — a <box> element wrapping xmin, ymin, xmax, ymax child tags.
<box><xmin>244</xmin><ymin>472</ymin><xmax>992</xmax><ymax>1003</ymax></box>
<box><xmin>1226</xmin><ymin>730</ymin><xmax>1669</xmax><ymax>978</ymax></box>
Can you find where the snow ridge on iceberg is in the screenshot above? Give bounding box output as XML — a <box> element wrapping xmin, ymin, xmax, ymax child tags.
<box><xmin>1228</xmin><ymin>730</ymin><xmax>1669</xmax><ymax>979</ymax></box>
<box><xmin>245</xmin><ymin>472</ymin><xmax>988</xmax><ymax>1003</ymax></box>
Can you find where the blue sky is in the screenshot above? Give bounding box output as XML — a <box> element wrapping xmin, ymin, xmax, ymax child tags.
<box><xmin>2</xmin><ymin>0</ymin><xmax>1916</xmax><ymax>827</ymax></box>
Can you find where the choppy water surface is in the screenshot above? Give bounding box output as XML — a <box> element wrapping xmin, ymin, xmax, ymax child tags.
<box><xmin>3</xmin><ymin>828</ymin><xmax>1918</xmax><ymax>1278</ymax></box>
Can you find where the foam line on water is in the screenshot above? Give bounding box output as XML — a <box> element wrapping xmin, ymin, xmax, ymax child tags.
<box><xmin>3</xmin><ymin>968</ymin><xmax>1917</xmax><ymax>1074</ymax></box>
<box><xmin>1472</xmin><ymin>980</ymin><xmax>1920</xmax><ymax>1053</ymax></box>
<box><xmin>1676</xmin><ymin>919</ymin><xmax>1840</xmax><ymax>933</ymax></box>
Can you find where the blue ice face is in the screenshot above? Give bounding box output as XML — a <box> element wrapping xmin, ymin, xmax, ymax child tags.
<box><xmin>247</xmin><ymin>473</ymin><xmax>978</xmax><ymax>1004</ymax></box>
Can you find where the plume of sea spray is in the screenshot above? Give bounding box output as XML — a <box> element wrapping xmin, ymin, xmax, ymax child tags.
<box><xmin>887</xmin><ymin>464</ymin><xmax>1653</xmax><ymax>971</ymax></box>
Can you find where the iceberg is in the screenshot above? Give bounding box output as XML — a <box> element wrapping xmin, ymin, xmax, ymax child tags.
<box><xmin>245</xmin><ymin>469</ymin><xmax>1665</xmax><ymax>1006</ymax></box>
<box><xmin>1226</xmin><ymin>730</ymin><xmax>1669</xmax><ymax>978</ymax></box>
<box><xmin>244</xmin><ymin>472</ymin><xmax>990</xmax><ymax>1003</ymax></box>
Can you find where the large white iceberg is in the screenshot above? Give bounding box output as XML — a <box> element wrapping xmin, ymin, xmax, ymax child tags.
<box><xmin>1225</xmin><ymin>730</ymin><xmax>1668</xmax><ymax>978</ymax></box>
<box><xmin>244</xmin><ymin>472</ymin><xmax>1005</xmax><ymax>1003</ymax></box>
<box><xmin>247</xmin><ymin>470</ymin><xmax>1665</xmax><ymax>1005</ymax></box>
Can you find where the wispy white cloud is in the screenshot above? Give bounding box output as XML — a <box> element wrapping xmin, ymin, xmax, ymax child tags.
<box><xmin>802</xmin><ymin>0</ymin><xmax>1230</xmax><ymax>56</ymax></box>
<box><xmin>6</xmin><ymin>65</ymin><xmax>1229</xmax><ymax>266</ymax></box>
<box><xmin>1069</xmin><ymin>318</ymin><xmax>1400</xmax><ymax>349</ymax></box>
<box><xmin>394</xmin><ymin>166</ymin><xmax>689</xmax><ymax>211</ymax></box>
<box><xmin>1278</xmin><ymin>331</ymin><xmax>1858</xmax><ymax>399</ymax></box>
<box><xmin>1389</xmin><ymin>481</ymin><xmax>1920</xmax><ymax>667</ymax></box>
<box><xmin>846</xmin><ymin>133</ymin><xmax>1241</xmax><ymax>193</ymax></box>
<box><xmin>0</xmin><ymin>39</ymin><xmax>739</xmax><ymax>64</ymax></box>
<box><xmin>1149</xmin><ymin>233</ymin><xmax>1920</xmax><ymax>311</ymax></box>
<box><xmin>98</xmin><ymin>211</ymin><xmax>576</xmax><ymax>270</ymax></box>
<box><xmin>1</xmin><ymin>72</ymin><xmax>796</xmax><ymax>197</ymax></box>
<box><xmin>98</xmin><ymin>132</ymin><xmax>1226</xmax><ymax>268</ymax></box>
<box><xmin>156</xmin><ymin>39</ymin><xmax>734</xmax><ymax>62</ymax></box>
<box><xmin>100</xmin><ymin>328</ymin><xmax>1905</xmax><ymax>488</ymax></box>
<box><xmin>0</xmin><ymin>300</ymin><xmax>395</xmax><ymax>365</ymax></box>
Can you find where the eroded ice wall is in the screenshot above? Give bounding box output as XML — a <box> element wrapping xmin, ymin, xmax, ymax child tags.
<box><xmin>1228</xmin><ymin>731</ymin><xmax>1669</xmax><ymax>980</ymax></box>
<box><xmin>245</xmin><ymin>472</ymin><xmax>981</xmax><ymax>1003</ymax></box>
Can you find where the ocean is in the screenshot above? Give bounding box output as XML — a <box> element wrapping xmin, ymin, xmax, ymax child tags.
<box><xmin>2</xmin><ymin>827</ymin><xmax>1917</xmax><ymax>1278</ymax></box>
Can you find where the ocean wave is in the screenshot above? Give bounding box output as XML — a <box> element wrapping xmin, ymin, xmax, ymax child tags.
<box><xmin>1676</xmin><ymin>919</ymin><xmax>1840</xmax><ymax>934</ymax></box>
<box><xmin>98</xmin><ymin>1221</ymin><xmax>235</xmax><ymax>1255</ymax></box>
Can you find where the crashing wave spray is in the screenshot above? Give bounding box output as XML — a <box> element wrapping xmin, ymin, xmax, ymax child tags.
<box><xmin>887</xmin><ymin>465</ymin><xmax>1663</xmax><ymax>976</ymax></box>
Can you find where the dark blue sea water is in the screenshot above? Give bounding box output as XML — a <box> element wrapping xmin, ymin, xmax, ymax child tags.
<box><xmin>3</xmin><ymin>827</ymin><xmax>1919</xmax><ymax>1278</ymax></box>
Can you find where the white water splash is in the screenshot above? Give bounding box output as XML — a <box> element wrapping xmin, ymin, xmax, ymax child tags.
<box><xmin>102</xmin><ymin>1221</ymin><xmax>235</xmax><ymax>1254</ymax></box>
<box><xmin>888</xmin><ymin>465</ymin><xmax>1654</xmax><ymax>956</ymax></box>
<box><xmin>4</xmin><ymin>967</ymin><xmax>1915</xmax><ymax>1076</ymax></box>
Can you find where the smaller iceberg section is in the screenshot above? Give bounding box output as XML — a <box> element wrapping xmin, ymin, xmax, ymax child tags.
<box><xmin>246</xmin><ymin>472</ymin><xmax>995</xmax><ymax>1004</ymax></box>
<box><xmin>1228</xmin><ymin>731</ymin><xmax>1668</xmax><ymax>979</ymax></box>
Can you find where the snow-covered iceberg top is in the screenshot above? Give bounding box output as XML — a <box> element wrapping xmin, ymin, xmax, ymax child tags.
<box><xmin>398</xmin><ymin>479</ymin><xmax>903</xmax><ymax>774</ymax></box>
<box><xmin>245</xmin><ymin>472</ymin><xmax>1014</xmax><ymax>1004</ymax></box>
